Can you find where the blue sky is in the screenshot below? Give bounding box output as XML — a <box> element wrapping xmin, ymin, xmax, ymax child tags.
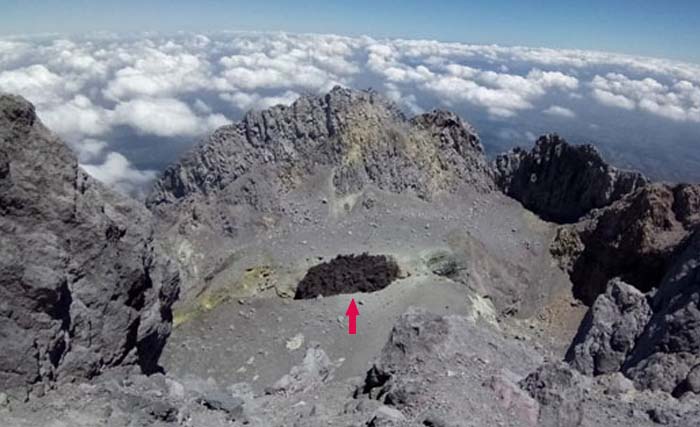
<box><xmin>1</xmin><ymin>0</ymin><xmax>699</xmax><ymax>63</ymax></box>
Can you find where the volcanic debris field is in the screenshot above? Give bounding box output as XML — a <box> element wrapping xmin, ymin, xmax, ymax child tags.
<box><xmin>2</xmin><ymin>88</ymin><xmax>700</xmax><ymax>426</ymax></box>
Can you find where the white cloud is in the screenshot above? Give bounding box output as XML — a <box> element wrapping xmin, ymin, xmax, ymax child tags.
<box><xmin>543</xmin><ymin>105</ymin><xmax>576</xmax><ymax>119</ymax></box>
<box><xmin>81</xmin><ymin>152</ymin><xmax>156</xmax><ymax>197</ymax></box>
<box><xmin>110</xmin><ymin>98</ymin><xmax>227</xmax><ymax>137</ymax></box>
<box><xmin>422</xmin><ymin>66</ymin><xmax>579</xmax><ymax>117</ymax></box>
<box><xmin>384</xmin><ymin>83</ymin><xmax>423</xmax><ymax>115</ymax></box>
<box><xmin>103</xmin><ymin>48</ymin><xmax>210</xmax><ymax>100</ymax></box>
<box><xmin>205</xmin><ymin>112</ymin><xmax>230</xmax><ymax>130</ymax></box>
<box><xmin>219</xmin><ymin>52</ymin><xmax>344</xmax><ymax>92</ymax></box>
<box><xmin>110</xmin><ymin>98</ymin><xmax>200</xmax><ymax>136</ymax></box>
<box><xmin>0</xmin><ymin>64</ymin><xmax>74</xmax><ymax>106</ymax></box>
<box><xmin>0</xmin><ymin>40</ymin><xmax>31</xmax><ymax>68</ymax></box>
<box><xmin>497</xmin><ymin>128</ymin><xmax>537</xmax><ymax>142</ymax></box>
<box><xmin>592</xmin><ymin>88</ymin><xmax>636</xmax><ymax>110</ymax></box>
<box><xmin>73</xmin><ymin>138</ymin><xmax>108</xmax><ymax>163</ymax></box>
<box><xmin>193</xmin><ymin>98</ymin><xmax>212</xmax><ymax>114</ymax></box>
<box><xmin>220</xmin><ymin>90</ymin><xmax>300</xmax><ymax>111</ymax></box>
<box><xmin>41</xmin><ymin>95</ymin><xmax>110</xmax><ymax>137</ymax></box>
<box><xmin>590</xmin><ymin>73</ymin><xmax>700</xmax><ymax>121</ymax></box>
<box><xmin>638</xmin><ymin>98</ymin><xmax>688</xmax><ymax>122</ymax></box>
<box><xmin>528</xmin><ymin>69</ymin><xmax>579</xmax><ymax>90</ymax></box>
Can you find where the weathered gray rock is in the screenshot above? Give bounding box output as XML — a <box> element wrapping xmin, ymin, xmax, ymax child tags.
<box><xmin>361</xmin><ymin>308</ymin><xmax>454</xmax><ymax>406</ymax></box>
<box><xmin>596</xmin><ymin>372</ymin><xmax>635</xmax><ymax>396</ymax></box>
<box><xmin>195</xmin><ymin>391</ymin><xmax>244</xmax><ymax>420</ymax></box>
<box><xmin>519</xmin><ymin>362</ymin><xmax>586</xmax><ymax>427</ymax></box>
<box><xmin>566</xmin><ymin>278</ymin><xmax>652</xmax><ymax>375</ymax></box>
<box><xmin>267</xmin><ymin>344</ymin><xmax>334</xmax><ymax>395</ymax></box>
<box><xmin>494</xmin><ymin>134</ymin><xmax>647</xmax><ymax>223</ymax></box>
<box><xmin>424</xmin><ymin>250</ymin><xmax>462</xmax><ymax>277</ymax></box>
<box><xmin>367</xmin><ymin>405</ymin><xmax>405</xmax><ymax>426</ymax></box>
<box><xmin>488</xmin><ymin>371</ymin><xmax>540</xmax><ymax>427</ymax></box>
<box><xmin>686</xmin><ymin>365</ymin><xmax>700</xmax><ymax>394</ymax></box>
<box><xmin>623</xmin><ymin>230</ymin><xmax>700</xmax><ymax>394</ymax></box>
<box><xmin>0</xmin><ymin>94</ymin><xmax>180</xmax><ymax>400</ymax></box>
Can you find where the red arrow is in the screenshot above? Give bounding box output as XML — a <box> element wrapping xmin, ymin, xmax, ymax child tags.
<box><xmin>345</xmin><ymin>298</ymin><xmax>360</xmax><ymax>335</ymax></box>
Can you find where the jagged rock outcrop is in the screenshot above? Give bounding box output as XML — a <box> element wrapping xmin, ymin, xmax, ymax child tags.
<box><xmin>553</xmin><ymin>182</ymin><xmax>700</xmax><ymax>394</ymax></box>
<box><xmin>566</xmin><ymin>278</ymin><xmax>652</xmax><ymax>375</ymax></box>
<box><xmin>624</xmin><ymin>230</ymin><xmax>700</xmax><ymax>395</ymax></box>
<box><xmin>0</xmin><ymin>94</ymin><xmax>180</xmax><ymax>399</ymax></box>
<box><xmin>149</xmin><ymin>88</ymin><xmax>491</xmax><ymax>210</ymax></box>
<box><xmin>146</xmin><ymin>87</ymin><xmax>494</xmax><ymax>295</ymax></box>
<box><xmin>493</xmin><ymin>134</ymin><xmax>647</xmax><ymax>223</ymax></box>
<box><xmin>562</xmin><ymin>230</ymin><xmax>700</xmax><ymax>396</ymax></box>
<box><xmin>551</xmin><ymin>182</ymin><xmax>700</xmax><ymax>304</ymax></box>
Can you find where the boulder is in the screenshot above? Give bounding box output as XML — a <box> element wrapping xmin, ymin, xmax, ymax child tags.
<box><xmin>367</xmin><ymin>405</ymin><xmax>405</xmax><ymax>426</ymax></box>
<box><xmin>519</xmin><ymin>362</ymin><xmax>586</xmax><ymax>427</ymax></box>
<box><xmin>562</xmin><ymin>229</ymin><xmax>700</xmax><ymax>396</ymax></box>
<box><xmin>566</xmin><ymin>278</ymin><xmax>652</xmax><ymax>375</ymax></box>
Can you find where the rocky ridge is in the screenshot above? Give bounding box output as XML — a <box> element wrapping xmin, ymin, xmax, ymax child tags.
<box><xmin>492</xmin><ymin>127</ymin><xmax>700</xmax><ymax>408</ymax></box>
<box><xmin>0</xmin><ymin>93</ymin><xmax>180</xmax><ymax>400</ymax></box>
<box><xmin>494</xmin><ymin>133</ymin><xmax>648</xmax><ymax>223</ymax></box>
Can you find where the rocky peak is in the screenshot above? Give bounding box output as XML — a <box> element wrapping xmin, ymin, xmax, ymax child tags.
<box><xmin>0</xmin><ymin>93</ymin><xmax>180</xmax><ymax>400</ymax></box>
<box><xmin>493</xmin><ymin>133</ymin><xmax>648</xmax><ymax>223</ymax></box>
<box><xmin>410</xmin><ymin>109</ymin><xmax>484</xmax><ymax>154</ymax></box>
<box><xmin>148</xmin><ymin>87</ymin><xmax>490</xmax><ymax>210</ymax></box>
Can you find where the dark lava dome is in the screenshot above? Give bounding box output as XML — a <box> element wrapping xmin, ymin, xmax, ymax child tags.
<box><xmin>294</xmin><ymin>253</ymin><xmax>400</xmax><ymax>299</ymax></box>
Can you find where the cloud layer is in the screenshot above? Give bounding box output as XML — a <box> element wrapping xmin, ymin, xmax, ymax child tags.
<box><xmin>1</xmin><ymin>32</ymin><xmax>699</xmax><ymax>195</ymax></box>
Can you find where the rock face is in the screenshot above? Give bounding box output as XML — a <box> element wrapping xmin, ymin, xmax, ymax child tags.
<box><xmin>566</xmin><ymin>278</ymin><xmax>652</xmax><ymax>375</ymax></box>
<box><xmin>0</xmin><ymin>94</ymin><xmax>180</xmax><ymax>399</ymax></box>
<box><xmin>624</xmin><ymin>230</ymin><xmax>700</xmax><ymax>395</ymax></box>
<box><xmin>551</xmin><ymin>183</ymin><xmax>700</xmax><ymax>304</ymax></box>
<box><xmin>564</xmin><ymin>230</ymin><xmax>700</xmax><ymax>395</ymax></box>
<box><xmin>147</xmin><ymin>87</ymin><xmax>494</xmax><ymax>295</ymax></box>
<box><xmin>493</xmin><ymin>134</ymin><xmax>647</xmax><ymax>223</ymax></box>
